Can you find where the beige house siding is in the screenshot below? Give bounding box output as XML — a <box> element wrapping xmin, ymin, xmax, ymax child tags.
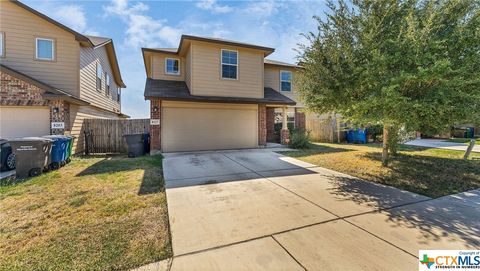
<box><xmin>264</xmin><ymin>65</ymin><xmax>302</xmax><ymax>107</ymax></box>
<box><xmin>0</xmin><ymin>1</ymin><xmax>80</xmax><ymax>96</ymax></box>
<box><xmin>79</xmin><ymin>46</ymin><xmax>121</xmax><ymax>112</ymax></box>
<box><xmin>150</xmin><ymin>52</ymin><xmax>186</xmax><ymax>81</ymax></box>
<box><xmin>190</xmin><ymin>41</ymin><xmax>264</xmax><ymax>98</ymax></box>
<box><xmin>69</xmin><ymin>105</ymin><xmax>120</xmax><ymax>154</ymax></box>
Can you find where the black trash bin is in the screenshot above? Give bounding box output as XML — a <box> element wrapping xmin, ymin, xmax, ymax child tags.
<box><xmin>9</xmin><ymin>137</ymin><xmax>53</xmax><ymax>178</ymax></box>
<box><xmin>143</xmin><ymin>133</ymin><xmax>150</xmax><ymax>154</ymax></box>
<box><xmin>124</xmin><ymin>134</ymin><xmax>145</xmax><ymax>158</ymax></box>
<box><xmin>0</xmin><ymin>139</ymin><xmax>16</xmax><ymax>172</ymax></box>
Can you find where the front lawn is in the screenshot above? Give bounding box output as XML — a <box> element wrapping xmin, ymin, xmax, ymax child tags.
<box><xmin>0</xmin><ymin>155</ymin><xmax>171</xmax><ymax>271</ymax></box>
<box><xmin>283</xmin><ymin>143</ymin><xmax>480</xmax><ymax>198</ymax></box>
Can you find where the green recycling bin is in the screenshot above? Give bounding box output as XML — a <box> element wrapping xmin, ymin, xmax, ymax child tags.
<box><xmin>466</xmin><ymin>127</ymin><xmax>474</xmax><ymax>138</ymax></box>
<box><xmin>65</xmin><ymin>136</ymin><xmax>75</xmax><ymax>163</ymax></box>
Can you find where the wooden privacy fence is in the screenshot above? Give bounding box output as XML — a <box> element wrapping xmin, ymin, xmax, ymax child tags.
<box><xmin>306</xmin><ymin>114</ymin><xmax>346</xmax><ymax>143</ymax></box>
<box><xmin>84</xmin><ymin>119</ymin><xmax>150</xmax><ymax>154</ymax></box>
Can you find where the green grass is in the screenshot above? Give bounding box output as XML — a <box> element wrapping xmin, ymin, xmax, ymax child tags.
<box><xmin>0</xmin><ymin>155</ymin><xmax>171</xmax><ymax>271</ymax></box>
<box><xmin>447</xmin><ymin>138</ymin><xmax>480</xmax><ymax>144</ymax></box>
<box><xmin>282</xmin><ymin>143</ymin><xmax>480</xmax><ymax>198</ymax></box>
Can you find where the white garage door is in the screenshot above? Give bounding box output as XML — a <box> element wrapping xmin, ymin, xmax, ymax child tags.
<box><xmin>162</xmin><ymin>102</ymin><xmax>258</xmax><ymax>152</ymax></box>
<box><xmin>0</xmin><ymin>106</ymin><xmax>50</xmax><ymax>139</ymax></box>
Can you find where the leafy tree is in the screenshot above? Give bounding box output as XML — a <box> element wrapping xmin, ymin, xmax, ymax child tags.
<box><xmin>296</xmin><ymin>0</ymin><xmax>480</xmax><ymax>165</ymax></box>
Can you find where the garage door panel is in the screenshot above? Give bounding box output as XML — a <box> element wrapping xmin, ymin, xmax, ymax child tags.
<box><xmin>0</xmin><ymin>107</ymin><xmax>50</xmax><ymax>139</ymax></box>
<box><xmin>162</xmin><ymin>105</ymin><xmax>258</xmax><ymax>152</ymax></box>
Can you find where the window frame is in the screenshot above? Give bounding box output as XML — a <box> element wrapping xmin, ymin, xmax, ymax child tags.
<box><xmin>116</xmin><ymin>87</ymin><xmax>121</xmax><ymax>102</ymax></box>
<box><xmin>165</xmin><ymin>57</ymin><xmax>180</xmax><ymax>76</ymax></box>
<box><xmin>220</xmin><ymin>49</ymin><xmax>238</xmax><ymax>80</ymax></box>
<box><xmin>280</xmin><ymin>70</ymin><xmax>292</xmax><ymax>92</ymax></box>
<box><xmin>0</xmin><ymin>32</ymin><xmax>5</xmax><ymax>58</ymax></box>
<box><xmin>105</xmin><ymin>73</ymin><xmax>111</xmax><ymax>96</ymax></box>
<box><xmin>35</xmin><ymin>37</ymin><xmax>55</xmax><ymax>61</ymax></box>
<box><xmin>96</xmin><ymin>63</ymin><xmax>103</xmax><ymax>91</ymax></box>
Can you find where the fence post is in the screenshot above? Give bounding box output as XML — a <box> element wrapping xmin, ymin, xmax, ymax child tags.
<box><xmin>464</xmin><ymin>139</ymin><xmax>476</xmax><ymax>160</ymax></box>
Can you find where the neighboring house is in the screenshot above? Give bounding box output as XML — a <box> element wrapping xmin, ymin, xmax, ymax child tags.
<box><xmin>142</xmin><ymin>35</ymin><xmax>305</xmax><ymax>152</ymax></box>
<box><xmin>0</xmin><ymin>0</ymin><xmax>127</xmax><ymax>153</ymax></box>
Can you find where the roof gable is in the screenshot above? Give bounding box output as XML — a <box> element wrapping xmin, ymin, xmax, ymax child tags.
<box><xmin>10</xmin><ymin>1</ymin><xmax>125</xmax><ymax>88</ymax></box>
<box><xmin>9</xmin><ymin>0</ymin><xmax>91</xmax><ymax>44</ymax></box>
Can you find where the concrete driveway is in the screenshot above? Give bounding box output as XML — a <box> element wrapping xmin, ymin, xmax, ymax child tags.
<box><xmin>405</xmin><ymin>138</ymin><xmax>480</xmax><ymax>152</ymax></box>
<box><xmin>160</xmin><ymin>149</ymin><xmax>480</xmax><ymax>270</ymax></box>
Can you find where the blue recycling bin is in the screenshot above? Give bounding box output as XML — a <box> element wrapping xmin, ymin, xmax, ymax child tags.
<box><xmin>43</xmin><ymin>135</ymin><xmax>69</xmax><ymax>170</ymax></box>
<box><xmin>355</xmin><ymin>129</ymin><xmax>367</xmax><ymax>144</ymax></box>
<box><xmin>346</xmin><ymin>129</ymin><xmax>367</xmax><ymax>144</ymax></box>
<box><xmin>346</xmin><ymin>130</ymin><xmax>354</xmax><ymax>143</ymax></box>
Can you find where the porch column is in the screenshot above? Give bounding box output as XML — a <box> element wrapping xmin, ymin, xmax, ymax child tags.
<box><xmin>281</xmin><ymin>106</ymin><xmax>290</xmax><ymax>145</ymax></box>
<box><xmin>266</xmin><ymin>107</ymin><xmax>275</xmax><ymax>142</ymax></box>
<box><xmin>50</xmin><ymin>100</ymin><xmax>69</xmax><ymax>135</ymax></box>
<box><xmin>258</xmin><ymin>104</ymin><xmax>266</xmax><ymax>146</ymax></box>
<box><xmin>150</xmin><ymin>99</ymin><xmax>162</xmax><ymax>154</ymax></box>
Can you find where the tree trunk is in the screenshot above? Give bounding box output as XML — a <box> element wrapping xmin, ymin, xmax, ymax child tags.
<box><xmin>382</xmin><ymin>124</ymin><xmax>389</xmax><ymax>166</ymax></box>
<box><xmin>463</xmin><ymin>139</ymin><xmax>476</xmax><ymax>160</ymax></box>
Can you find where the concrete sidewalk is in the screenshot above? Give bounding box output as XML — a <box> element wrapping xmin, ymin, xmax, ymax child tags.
<box><xmin>405</xmin><ymin>138</ymin><xmax>479</xmax><ymax>152</ymax></box>
<box><xmin>137</xmin><ymin>149</ymin><xmax>480</xmax><ymax>271</ymax></box>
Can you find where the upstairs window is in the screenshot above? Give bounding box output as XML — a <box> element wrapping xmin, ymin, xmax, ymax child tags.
<box><xmin>117</xmin><ymin>87</ymin><xmax>121</xmax><ymax>102</ymax></box>
<box><xmin>221</xmin><ymin>49</ymin><xmax>238</xmax><ymax>79</ymax></box>
<box><xmin>35</xmin><ymin>38</ymin><xmax>54</xmax><ymax>61</ymax></box>
<box><xmin>105</xmin><ymin>73</ymin><xmax>111</xmax><ymax>96</ymax></box>
<box><xmin>96</xmin><ymin>63</ymin><xmax>103</xmax><ymax>90</ymax></box>
<box><xmin>0</xmin><ymin>32</ymin><xmax>4</xmax><ymax>57</ymax></box>
<box><xmin>165</xmin><ymin>58</ymin><xmax>180</xmax><ymax>75</ymax></box>
<box><xmin>280</xmin><ymin>70</ymin><xmax>292</xmax><ymax>92</ymax></box>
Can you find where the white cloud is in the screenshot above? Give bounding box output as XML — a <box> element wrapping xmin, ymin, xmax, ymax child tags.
<box><xmin>245</xmin><ymin>0</ymin><xmax>280</xmax><ymax>17</ymax></box>
<box><xmin>28</xmin><ymin>2</ymin><xmax>99</xmax><ymax>35</ymax></box>
<box><xmin>53</xmin><ymin>5</ymin><xmax>86</xmax><ymax>31</ymax></box>
<box><xmin>104</xmin><ymin>0</ymin><xmax>181</xmax><ymax>48</ymax></box>
<box><xmin>196</xmin><ymin>0</ymin><xmax>233</xmax><ymax>14</ymax></box>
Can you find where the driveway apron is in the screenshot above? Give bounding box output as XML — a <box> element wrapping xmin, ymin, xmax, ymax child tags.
<box><xmin>162</xmin><ymin>149</ymin><xmax>478</xmax><ymax>270</ymax></box>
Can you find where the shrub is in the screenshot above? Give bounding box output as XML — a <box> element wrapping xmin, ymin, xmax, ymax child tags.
<box><xmin>289</xmin><ymin>129</ymin><xmax>310</xmax><ymax>149</ymax></box>
<box><xmin>366</xmin><ymin>124</ymin><xmax>383</xmax><ymax>141</ymax></box>
<box><xmin>274</xmin><ymin>122</ymin><xmax>295</xmax><ymax>133</ymax></box>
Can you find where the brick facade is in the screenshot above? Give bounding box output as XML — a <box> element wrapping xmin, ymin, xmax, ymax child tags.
<box><xmin>0</xmin><ymin>71</ymin><xmax>48</xmax><ymax>106</ymax></box>
<box><xmin>258</xmin><ymin>104</ymin><xmax>266</xmax><ymax>146</ymax></box>
<box><xmin>281</xmin><ymin>128</ymin><xmax>290</xmax><ymax>145</ymax></box>
<box><xmin>0</xmin><ymin>69</ymin><xmax>70</xmax><ymax>135</ymax></box>
<box><xmin>266</xmin><ymin>107</ymin><xmax>275</xmax><ymax>142</ymax></box>
<box><xmin>50</xmin><ymin>100</ymin><xmax>70</xmax><ymax>135</ymax></box>
<box><xmin>150</xmin><ymin>99</ymin><xmax>162</xmax><ymax>152</ymax></box>
<box><xmin>294</xmin><ymin>108</ymin><xmax>306</xmax><ymax>131</ymax></box>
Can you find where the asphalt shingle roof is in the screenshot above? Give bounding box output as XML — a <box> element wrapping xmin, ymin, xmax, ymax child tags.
<box><xmin>144</xmin><ymin>78</ymin><xmax>296</xmax><ymax>105</ymax></box>
<box><xmin>85</xmin><ymin>35</ymin><xmax>111</xmax><ymax>47</ymax></box>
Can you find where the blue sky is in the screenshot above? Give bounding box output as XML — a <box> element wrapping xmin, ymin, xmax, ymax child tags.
<box><xmin>23</xmin><ymin>0</ymin><xmax>327</xmax><ymax>118</ymax></box>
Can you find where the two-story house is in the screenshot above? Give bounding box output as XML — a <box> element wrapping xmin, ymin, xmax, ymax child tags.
<box><xmin>0</xmin><ymin>0</ymin><xmax>127</xmax><ymax>153</ymax></box>
<box><xmin>142</xmin><ymin>35</ymin><xmax>305</xmax><ymax>153</ymax></box>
